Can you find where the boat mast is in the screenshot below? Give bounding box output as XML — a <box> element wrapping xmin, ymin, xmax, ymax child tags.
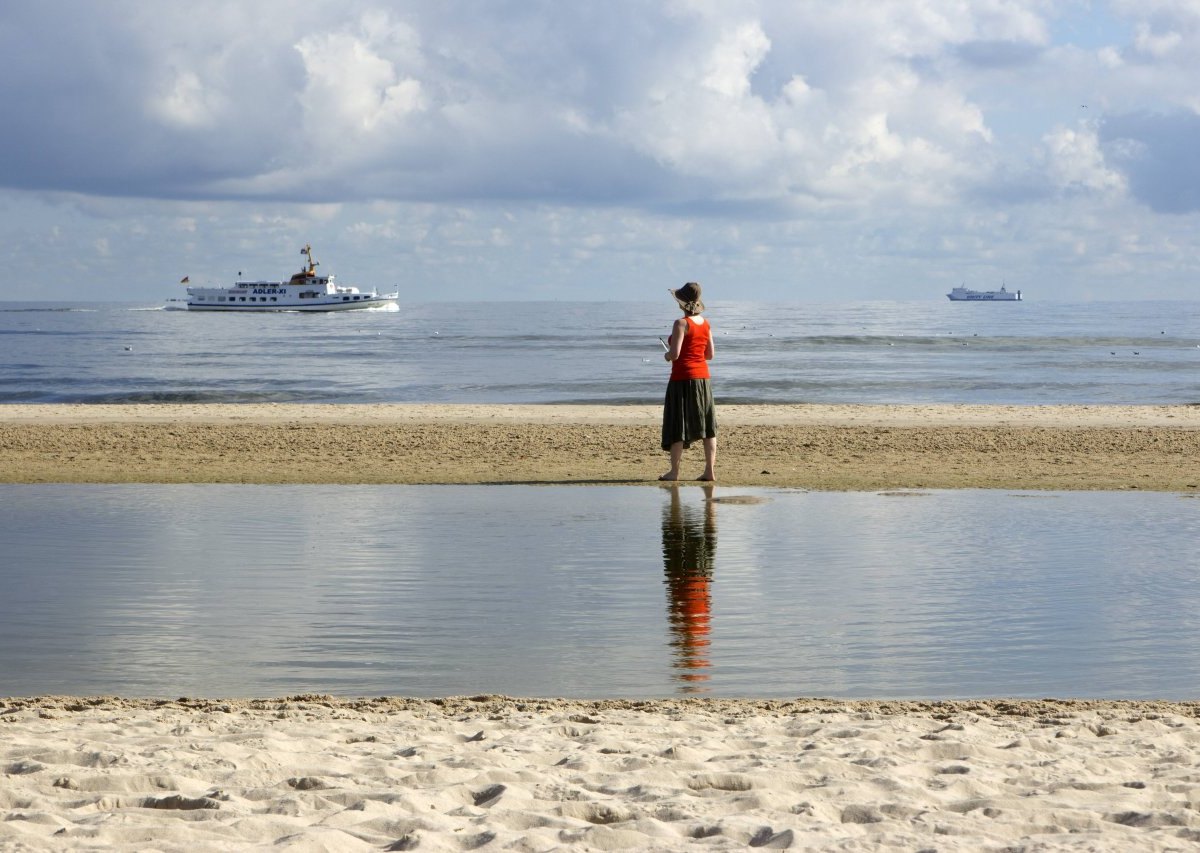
<box><xmin>301</xmin><ymin>244</ymin><xmax>319</xmax><ymax>277</ymax></box>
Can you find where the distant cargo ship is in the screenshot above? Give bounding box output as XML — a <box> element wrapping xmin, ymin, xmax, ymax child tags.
<box><xmin>947</xmin><ymin>284</ymin><xmax>1022</xmax><ymax>302</ymax></box>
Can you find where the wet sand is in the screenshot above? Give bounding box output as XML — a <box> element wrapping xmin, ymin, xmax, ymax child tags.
<box><xmin>2</xmin><ymin>402</ymin><xmax>1200</xmax><ymax>490</ymax></box>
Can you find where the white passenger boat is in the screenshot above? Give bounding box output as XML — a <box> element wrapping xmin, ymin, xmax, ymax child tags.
<box><xmin>947</xmin><ymin>284</ymin><xmax>1022</xmax><ymax>301</ymax></box>
<box><xmin>179</xmin><ymin>245</ymin><xmax>398</xmax><ymax>311</ymax></box>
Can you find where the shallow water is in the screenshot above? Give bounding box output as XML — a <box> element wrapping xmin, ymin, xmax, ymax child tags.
<box><xmin>3</xmin><ymin>484</ymin><xmax>1199</xmax><ymax>699</ymax></box>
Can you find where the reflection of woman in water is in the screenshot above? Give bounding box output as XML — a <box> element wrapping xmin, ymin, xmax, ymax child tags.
<box><xmin>661</xmin><ymin>485</ymin><xmax>716</xmax><ymax>688</ymax></box>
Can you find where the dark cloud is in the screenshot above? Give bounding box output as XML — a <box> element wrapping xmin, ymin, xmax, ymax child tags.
<box><xmin>1100</xmin><ymin>112</ymin><xmax>1200</xmax><ymax>214</ymax></box>
<box><xmin>0</xmin><ymin>1</ymin><xmax>699</xmax><ymax>206</ymax></box>
<box><xmin>0</xmin><ymin>3</ymin><xmax>302</xmax><ymax>198</ymax></box>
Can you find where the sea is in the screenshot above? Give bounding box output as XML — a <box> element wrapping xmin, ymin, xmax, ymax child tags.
<box><xmin>4</xmin><ymin>298</ymin><xmax>1200</xmax><ymax>404</ymax></box>
<box><xmin>4</xmin><ymin>298</ymin><xmax>1200</xmax><ymax>700</ymax></box>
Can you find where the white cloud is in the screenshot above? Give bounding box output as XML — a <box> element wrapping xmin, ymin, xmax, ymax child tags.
<box><xmin>152</xmin><ymin>71</ymin><xmax>226</xmax><ymax>128</ymax></box>
<box><xmin>703</xmin><ymin>21</ymin><xmax>771</xmax><ymax>98</ymax></box>
<box><xmin>615</xmin><ymin>21</ymin><xmax>781</xmax><ymax>193</ymax></box>
<box><xmin>1042</xmin><ymin>126</ymin><xmax>1127</xmax><ymax>194</ymax></box>
<box><xmin>294</xmin><ymin>24</ymin><xmax>425</xmax><ymax>138</ymax></box>
<box><xmin>1133</xmin><ymin>21</ymin><xmax>1184</xmax><ymax>56</ymax></box>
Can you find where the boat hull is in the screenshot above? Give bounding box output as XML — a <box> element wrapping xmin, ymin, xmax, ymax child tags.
<box><xmin>184</xmin><ymin>294</ymin><xmax>398</xmax><ymax>312</ymax></box>
<box><xmin>947</xmin><ymin>287</ymin><xmax>1021</xmax><ymax>301</ymax></box>
<box><xmin>946</xmin><ymin>293</ymin><xmax>1021</xmax><ymax>301</ymax></box>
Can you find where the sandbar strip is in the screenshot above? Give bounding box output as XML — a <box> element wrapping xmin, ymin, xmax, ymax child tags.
<box><xmin>2</xmin><ymin>403</ymin><xmax>1200</xmax><ymax>490</ymax></box>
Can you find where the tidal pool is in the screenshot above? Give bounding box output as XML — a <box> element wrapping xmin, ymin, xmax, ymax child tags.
<box><xmin>3</xmin><ymin>484</ymin><xmax>1198</xmax><ymax>699</ymax></box>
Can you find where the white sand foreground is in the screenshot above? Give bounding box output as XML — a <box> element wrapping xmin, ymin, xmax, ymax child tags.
<box><xmin>4</xmin><ymin>695</ymin><xmax>1200</xmax><ymax>851</ymax></box>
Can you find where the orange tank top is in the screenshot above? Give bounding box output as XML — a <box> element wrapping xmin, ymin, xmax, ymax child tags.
<box><xmin>670</xmin><ymin>316</ymin><xmax>712</xmax><ymax>381</ymax></box>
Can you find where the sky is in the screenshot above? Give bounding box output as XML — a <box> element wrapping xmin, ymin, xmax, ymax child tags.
<box><xmin>3</xmin><ymin>0</ymin><xmax>1200</xmax><ymax>303</ymax></box>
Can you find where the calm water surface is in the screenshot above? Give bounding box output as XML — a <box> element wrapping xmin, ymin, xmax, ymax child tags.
<box><xmin>5</xmin><ymin>300</ymin><xmax>1200</xmax><ymax>404</ymax></box>
<box><xmin>4</xmin><ymin>485</ymin><xmax>1199</xmax><ymax>700</ymax></box>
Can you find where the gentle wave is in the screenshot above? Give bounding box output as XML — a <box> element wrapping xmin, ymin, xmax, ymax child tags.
<box><xmin>0</xmin><ymin>306</ymin><xmax>100</xmax><ymax>313</ymax></box>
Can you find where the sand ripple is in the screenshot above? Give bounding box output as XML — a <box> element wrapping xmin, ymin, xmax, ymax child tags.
<box><xmin>3</xmin><ymin>695</ymin><xmax>1200</xmax><ymax>850</ymax></box>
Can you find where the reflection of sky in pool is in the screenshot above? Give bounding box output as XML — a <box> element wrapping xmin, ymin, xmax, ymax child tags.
<box><xmin>4</xmin><ymin>484</ymin><xmax>1200</xmax><ymax>699</ymax></box>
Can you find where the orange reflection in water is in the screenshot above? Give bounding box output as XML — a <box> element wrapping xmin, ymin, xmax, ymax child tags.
<box><xmin>661</xmin><ymin>485</ymin><xmax>716</xmax><ymax>691</ymax></box>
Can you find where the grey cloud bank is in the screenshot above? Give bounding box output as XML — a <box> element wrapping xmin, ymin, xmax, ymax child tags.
<box><xmin>1102</xmin><ymin>112</ymin><xmax>1200</xmax><ymax>214</ymax></box>
<box><xmin>1</xmin><ymin>1</ymin><xmax>1199</xmax><ymax>303</ymax></box>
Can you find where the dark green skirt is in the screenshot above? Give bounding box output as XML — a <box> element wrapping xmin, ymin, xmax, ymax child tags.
<box><xmin>661</xmin><ymin>378</ymin><xmax>716</xmax><ymax>450</ymax></box>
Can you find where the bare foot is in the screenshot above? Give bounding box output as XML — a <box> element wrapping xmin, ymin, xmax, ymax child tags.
<box><xmin>658</xmin><ymin>472</ymin><xmax>679</xmax><ymax>481</ymax></box>
<box><xmin>697</xmin><ymin>473</ymin><xmax>715</xmax><ymax>482</ymax></box>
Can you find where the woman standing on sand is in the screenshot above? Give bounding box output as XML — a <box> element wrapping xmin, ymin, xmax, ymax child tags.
<box><xmin>660</xmin><ymin>282</ymin><xmax>716</xmax><ymax>482</ymax></box>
